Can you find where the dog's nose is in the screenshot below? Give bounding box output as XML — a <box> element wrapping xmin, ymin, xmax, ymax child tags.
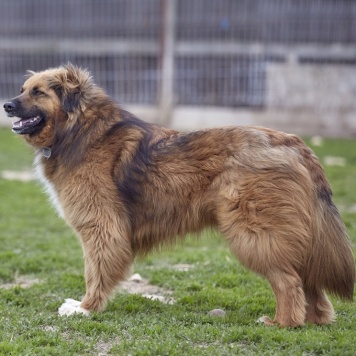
<box><xmin>4</xmin><ymin>101</ymin><xmax>16</xmax><ymax>112</ymax></box>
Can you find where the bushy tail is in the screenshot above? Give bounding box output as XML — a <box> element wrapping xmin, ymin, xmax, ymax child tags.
<box><xmin>304</xmin><ymin>189</ymin><xmax>355</xmax><ymax>300</ymax></box>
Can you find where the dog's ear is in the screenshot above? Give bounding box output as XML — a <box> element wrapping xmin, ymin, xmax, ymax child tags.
<box><xmin>25</xmin><ymin>70</ymin><xmax>36</xmax><ymax>78</ymax></box>
<box><xmin>49</xmin><ymin>78</ymin><xmax>81</xmax><ymax>116</ymax></box>
<box><xmin>62</xmin><ymin>64</ymin><xmax>84</xmax><ymax>113</ymax></box>
<box><xmin>49</xmin><ymin>63</ymin><xmax>92</xmax><ymax>119</ymax></box>
<box><xmin>62</xmin><ymin>86</ymin><xmax>81</xmax><ymax>113</ymax></box>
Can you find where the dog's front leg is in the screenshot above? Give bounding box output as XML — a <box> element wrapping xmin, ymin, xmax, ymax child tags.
<box><xmin>58</xmin><ymin>226</ymin><xmax>133</xmax><ymax>316</ymax></box>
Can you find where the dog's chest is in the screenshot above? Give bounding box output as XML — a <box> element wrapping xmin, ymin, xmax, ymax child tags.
<box><xmin>34</xmin><ymin>154</ymin><xmax>65</xmax><ymax>218</ymax></box>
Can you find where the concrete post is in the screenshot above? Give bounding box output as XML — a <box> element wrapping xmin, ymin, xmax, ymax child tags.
<box><xmin>158</xmin><ymin>0</ymin><xmax>176</xmax><ymax>126</ymax></box>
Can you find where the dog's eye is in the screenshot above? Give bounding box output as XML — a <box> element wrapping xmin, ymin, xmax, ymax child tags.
<box><xmin>20</xmin><ymin>88</ymin><xmax>24</xmax><ymax>94</ymax></box>
<box><xmin>32</xmin><ymin>88</ymin><xmax>45</xmax><ymax>96</ymax></box>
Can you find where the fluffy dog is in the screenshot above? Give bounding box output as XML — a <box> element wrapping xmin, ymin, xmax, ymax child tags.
<box><xmin>4</xmin><ymin>64</ymin><xmax>355</xmax><ymax>327</ymax></box>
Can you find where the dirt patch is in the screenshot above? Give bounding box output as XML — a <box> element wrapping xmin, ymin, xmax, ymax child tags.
<box><xmin>323</xmin><ymin>156</ymin><xmax>346</xmax><ymax>167</ymax></box>
<box><xmin>1</xmin><ymin>170</ymin><xmax>34</xmax><ymax>182</ymax></box>
<box><xmin>0</xmin><ymin>275</ymin><xmax>41</xmax><ymax>289</ymax></box>
<box><xmin>94</xmin><ymin>337</ymin><xmax>121</xmax><ymax>356</ymax></box>
<box><xmin>43</xmin><ymin>328</ymin><xmax>120</xmax><ymax>355</ymax></box>
<box><xmin>118</xmin><ymin>273</ymin><xmax>174</xmax><ymax>304</ymax></box>
<box><xmin>347</xmin><ymin>204</ymin><xmax>356</xmax><ymax>213</ymax></box>
<box><xmin>335</xmin><ymin>203</ymin><xmax>356</xmax><ymax>214</ymax></box>
<box><xmin>171</xmin><ymin>263</ymin><xmax>193</xmax><ymax>272</ymax></box>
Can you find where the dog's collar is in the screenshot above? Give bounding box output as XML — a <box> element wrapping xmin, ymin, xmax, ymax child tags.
<box><xmin>42</xmin><ymin>147</ymin><xmax>52</xmax><ymax>159</ymax></box>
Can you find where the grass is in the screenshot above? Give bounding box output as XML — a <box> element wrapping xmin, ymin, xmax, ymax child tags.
<box><xmin>0</xmin><ymin>128</ymin><xmax>355</xmax><ymax>355</ymax></box>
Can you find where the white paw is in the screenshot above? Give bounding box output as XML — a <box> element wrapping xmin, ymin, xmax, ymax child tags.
<box><xmin>58</xmin><ymin>298</ymin><xmax>90</xmax><ymax>316</ymax></box>
<box><xmin>257</xmin><ymin>315</ymin><xmax>275</xmax><ymax>326</ymax></box>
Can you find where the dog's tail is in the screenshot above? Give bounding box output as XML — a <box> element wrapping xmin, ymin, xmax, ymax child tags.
<box><xmin>303</xmin><ymin>156</ymin><xmax>355</xmax><ymax>300</ymax></box>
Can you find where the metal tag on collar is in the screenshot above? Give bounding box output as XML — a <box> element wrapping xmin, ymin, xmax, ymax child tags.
<box><xmin>43</xmin><ymin>147</ymin><xmax>52</xmax><ymax>159</ymax></box>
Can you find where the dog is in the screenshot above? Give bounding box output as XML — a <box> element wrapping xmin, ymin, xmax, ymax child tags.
<box><xmin>4</xmin><ymin>64</ymin><xmax>355</xmax><ymax>327</ymax></box>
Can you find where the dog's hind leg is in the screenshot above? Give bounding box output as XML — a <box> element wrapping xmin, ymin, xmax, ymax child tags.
<box><xmin>218</xmin><ymin>173</ymin><xmax>313</xmax><ymax>326</ymax></box>
<box><xmin>304</xmin><ymin>288</ymin><xmax>335</xmax><ymax>325</ymax></box>
<box><xmin>58</xmin><ymin>226</ymin><xmax>133</xmax><ymax>316</ymax></box>
<box><xmin>227</xmin><ymin>234</ymin><xmax>307</xmax><ymax>326</ymax></box>
<box><xmin>258</xmin><ymin>269</ymin><xmax>306</xmax><ymax>327</ymax></box>
<box><xmin>226</xmin><ymin>228</ymin><xmax>307</xmax><ymax>327</ymax></box>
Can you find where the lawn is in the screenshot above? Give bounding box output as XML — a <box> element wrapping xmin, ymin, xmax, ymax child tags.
<box><xmin>0</xmin><ymin>128</ymin><xmax>355</xmax><ymax>355</ymax></box>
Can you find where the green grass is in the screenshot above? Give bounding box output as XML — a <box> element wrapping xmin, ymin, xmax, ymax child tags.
<box><xmin>0</xmin><ymin>128</ymin><xmax>355</xmax><ymax>355</ymax></box>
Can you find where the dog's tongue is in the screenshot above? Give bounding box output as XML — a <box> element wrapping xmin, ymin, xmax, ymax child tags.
<box><xmin>12</xmin><ymin>116</ymin><xmax>41</xmax><ymax>129</ymax></box>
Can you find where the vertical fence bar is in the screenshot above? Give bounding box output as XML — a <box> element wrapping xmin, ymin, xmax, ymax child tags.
<box><xmin>158</xmin><ymin>0</ymin><xmax>176</xmax><ymax>126</ymax></box>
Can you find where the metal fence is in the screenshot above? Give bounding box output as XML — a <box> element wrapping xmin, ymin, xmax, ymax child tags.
<box><xmin>0</xmin><ymin>0</ymin><xmax>355</xmax><ymax>126</ymax></box>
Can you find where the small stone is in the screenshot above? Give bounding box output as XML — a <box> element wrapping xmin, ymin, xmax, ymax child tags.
<box><xmin>208</xmin><ymin>309</ymin><xmax>226</xmax><ymax>317</ymax></box>
<box><xmin>310</xmin><ymin>136</ymin><xmax>324</xmax><ymax>147</ymax></box>
<box><xmin>43</xmin><ymin>326</ymin><xmax>58</xmax><ymax>332</ymax></box>
<box><xmin>129</xmin><ymin>273</ymin><xmax>143</xmax><ymax>282</ymax></box>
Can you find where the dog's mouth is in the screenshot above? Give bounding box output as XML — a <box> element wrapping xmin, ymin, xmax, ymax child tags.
<box><xmin>12</xmin><ymin>115</ymin><xmax>44</xmax><ymax>135</ymax></box>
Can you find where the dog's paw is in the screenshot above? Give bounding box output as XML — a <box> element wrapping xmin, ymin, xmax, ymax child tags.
<box><xmin>58</xmin><ymin>298</ymin><xmax>90</xmax><ymax>316</ymax></box>
<box><xmin>257</xmin><ymin>315</ymin><xmax>275</xmax><ymax>326</ymax></box>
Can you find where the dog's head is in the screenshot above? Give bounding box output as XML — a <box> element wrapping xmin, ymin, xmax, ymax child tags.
<box><xmin>3</xmin><ymin>63</ymin><xmax>94</xmax><ymax>147</ymax></box>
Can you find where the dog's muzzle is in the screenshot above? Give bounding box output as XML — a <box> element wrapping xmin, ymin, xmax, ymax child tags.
<box><xmin>3</xmin><ymin>100</ymin><xmax>45</xmax><ymax>135</ymax></box>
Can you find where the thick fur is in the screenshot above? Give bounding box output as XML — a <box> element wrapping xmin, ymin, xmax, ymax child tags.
<box><xmin>4</xmin><ymin>64</ymin><xmax>355</xmax><ymax>326</ymax></box>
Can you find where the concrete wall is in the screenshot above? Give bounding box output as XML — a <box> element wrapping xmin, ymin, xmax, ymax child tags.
<box><xmin>264</xmin><ymin>63</ymin><xmax>356</xmax><ymax>137</ymax></box>
<box><xmin>1</xmin><ymin>63</ymin><xmax>356</xmax><ymax>138</ymax></box>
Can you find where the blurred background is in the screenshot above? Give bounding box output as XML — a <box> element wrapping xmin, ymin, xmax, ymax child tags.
<box><xmin>0</xmin><ymin>0</ymin><xmax>355</xmax><ymax>137</ymax></box>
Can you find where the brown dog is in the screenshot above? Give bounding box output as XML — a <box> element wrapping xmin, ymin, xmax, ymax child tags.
<box><xmin>4</xmin><ymin>64</ymin><xmax>355</xmax><ymax>327</ymax></box>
